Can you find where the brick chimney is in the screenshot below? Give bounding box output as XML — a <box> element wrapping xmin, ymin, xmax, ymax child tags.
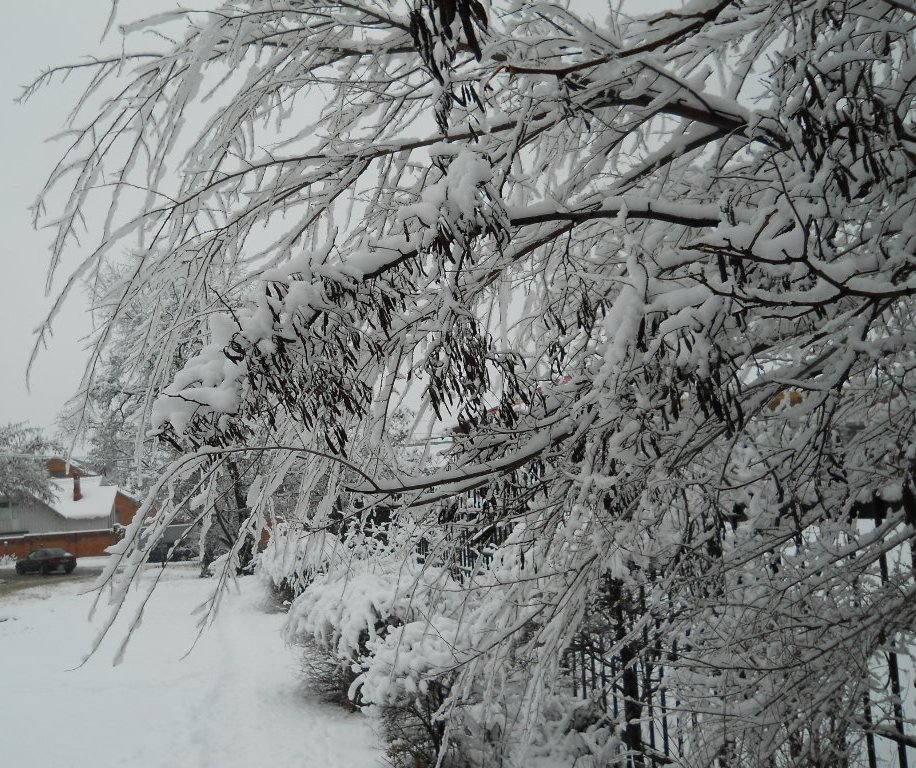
<box><xmin>73</xmin><ymin>474</ymin><xmax>82</xmax><ymax>502</ymax></box>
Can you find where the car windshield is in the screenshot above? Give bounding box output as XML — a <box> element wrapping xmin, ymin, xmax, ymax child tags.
<box><xmin>42</xmin><ymin>549</ymin><xmax>69</xmax><ymax>557</ymax></box>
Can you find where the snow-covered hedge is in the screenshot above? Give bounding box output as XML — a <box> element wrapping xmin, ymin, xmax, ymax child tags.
<box><xmin>284</xmin><ymin>557</ymin><xmax>462</xmax><ymax>672</ymax></box>
<box><xmin>258</xmin><ymin>522</ymin><xmax>347</xmax><ymax>600</ymax></box>
<box><xmin>354</xmin><ymin>616</ymin><xmax>463</xmax><ymax>707</ymax></box>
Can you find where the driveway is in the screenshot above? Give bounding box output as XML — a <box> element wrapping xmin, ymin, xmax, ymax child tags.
<box><xmin>0</xmin><ymin>565</ymin><xmax>104</xmax><ymax>599</ymax></box>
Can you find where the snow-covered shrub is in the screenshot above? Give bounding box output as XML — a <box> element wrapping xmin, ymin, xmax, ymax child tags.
<box><xmin>354</xmin><ymin>617</ymin><xmax>462</xmax><ymax>767</ymax></box>
<box><xmin>284</xmin><ymin>552</ymin><xmax>500</xmax><ymax>766</ymax></box>
<box><xmin>286</xmin><ymin>554</ymin><xmax>460</xmax><ymax>659</ymax></box>
<box><xmin>354</xmin><ymin>617</ymin><xmax>463</xmax><ymax>706</ymax></box>
<box><xmin>357</xmin><ymin>615</ymin><xmax>625</xmax><ymax>767</ymax></box>
<box><xmin>258</xmin><ymin>521</ymin><xmax>348</xmax><ymax>606</ymax></box>
<box><xmin>509</xmin><ymin>695</ymin><xmax>622</xmax><ymax>768</ymax></box>
<box><xmin>298</xmin><ymin>639</ymin><xmax>363</xmax><ymax>711</ymax></box>
<box><xmin>283</xmin><ymin>553</ymin><xmax>462</xmax><ymax>705</ymax></box>
<box><xmin>283</xmin><ymin>565</ymin><xmax>382</xmax><ymax>711</ymax></box>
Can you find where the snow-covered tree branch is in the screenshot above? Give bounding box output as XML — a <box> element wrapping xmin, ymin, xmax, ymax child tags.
<box><xmin>30</xmin><ymin>0</ymin><xmax>916</xmax><ymax>764</ymax></box>
<box><xmin>0</xmin><ymin>423</ymin><xmax>56</xmax><ymax>505</ymax></box>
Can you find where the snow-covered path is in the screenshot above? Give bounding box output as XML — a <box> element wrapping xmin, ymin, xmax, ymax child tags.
<box><xmin>0</xmin><ymin>565</ymin><xmax>380</xmax><ymax>767</ymax></box>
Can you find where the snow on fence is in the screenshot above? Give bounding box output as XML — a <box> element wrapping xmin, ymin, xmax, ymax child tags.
<box><xmin>416</xmin><ymin>487</ymin><xmax>512</xmax><ymax>579</ymax></box>
<box><xmin>426</xmin><ymin>489</ymin><xmax>914</xmax><ymax>768</ymax></box>
<box><xmin>558</xmin><ymin>521</ymin><xmax>915</xmax><ymax>768</ymax></box>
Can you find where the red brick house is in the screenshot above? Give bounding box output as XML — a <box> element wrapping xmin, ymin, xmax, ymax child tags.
<box><xmin>0</xmin><ymin>458</ymin><xmax>141</xmax><ymax>559</ymax></box>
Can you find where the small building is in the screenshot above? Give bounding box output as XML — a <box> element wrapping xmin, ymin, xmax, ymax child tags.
<box><xmin>0</xmin><ymin>458</ymin><xmax>141</xmax><ymax>559</ymax></box>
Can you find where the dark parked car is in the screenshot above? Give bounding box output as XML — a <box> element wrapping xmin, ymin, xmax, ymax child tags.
<box><xmin>15</xmin><ymin>548</ymin><xmax>77</xmax><ymax>575</ymax></box>
<box><xmin>147</xmin><ymin>541</ymin><xmax>196</xmax><ymax>564</ymax></box>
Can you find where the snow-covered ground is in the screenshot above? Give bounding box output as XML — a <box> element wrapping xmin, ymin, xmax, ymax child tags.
<box><xmin>0</xmin><ymin>563</ymin><xmax>381</xmax><ymax>767</ymax></box>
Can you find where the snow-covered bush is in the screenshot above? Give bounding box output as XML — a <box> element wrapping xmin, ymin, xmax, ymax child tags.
<box><xmin>284</xmin><ymin>554</ymin><xmax>474</xmax><ymax>765</ymax></box>
<box><xmin>285</xmin><ymin>553</ymin><xmax>461</xmax><ymax>665</ymax></box>
<box><xmin>258</xmin><ymin>523</ymin><xmax>347</xmax><ymax>605</ymax></box>
<box><xmin>355</xmin><ymin>617</ymin><xmax>463</xmax><ymax>707</ymax></box>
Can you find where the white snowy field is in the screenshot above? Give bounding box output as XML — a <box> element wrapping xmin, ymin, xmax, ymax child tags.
<box><xmin>0</xmin><ymin>563</ymin><xmax>381</xmax><ymax>768</ymax></box>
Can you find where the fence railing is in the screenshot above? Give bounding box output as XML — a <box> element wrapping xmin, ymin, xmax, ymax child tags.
<box><xmin>417</xmin><ymin>491</ymin><xmax>913</xmax><ymax>768</ymax></box>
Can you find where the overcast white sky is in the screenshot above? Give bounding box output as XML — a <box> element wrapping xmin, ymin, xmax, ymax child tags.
<box><xmin>0</xmin><ymin>2</ymin><xmax>119</xmax><ymax>432</ymax></box>
<box><xmin>0</xmin><ymin>2</ymin><xmax>188</xmax><ymax>434</ymax></box>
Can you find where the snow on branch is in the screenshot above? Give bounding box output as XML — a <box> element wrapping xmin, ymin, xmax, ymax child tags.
<box><xmin>30</xmin><ymin>0</ymin><xmax>916</xmax><ymax>764</ymax></box>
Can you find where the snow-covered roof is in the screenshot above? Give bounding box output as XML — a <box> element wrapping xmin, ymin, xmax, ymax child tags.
<box><xmin>48</xmin><ymin>476</ymin><xmax>117</xmax><ymax>521</ymax></box>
